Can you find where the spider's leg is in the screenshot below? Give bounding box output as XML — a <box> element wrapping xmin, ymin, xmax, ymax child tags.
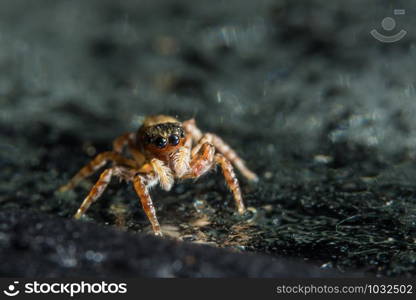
<box><xmin>183</xmin><ymin>118</ymin><xmax>203</xmax><ymax>144</ymax></box>
<box><xmin>214</xmin><ymin>153</ymin><xmax>245</xmax><ymax>214</ymax></box>
<box><xmin>185</xmin><ymin>142</ymin><xmax>216</xmax><ymax>179</ymax></box>
<box><xmin>74</xmin><ymin>166</ymin><xmax>132</xmax><ymax>219</ymax></box>
<box><xmin>59</xmin><ymin>151</ymin><xmax>138</xmax><ymax>192</ymax></box>
<box><xmin>183</xmin><ymin>119</ymin><xmax>258</xmax><ymax>182</ymax></box>
<box><xmin>183</xmin><ymin>133</ymin><xmax>193</xmax><ymax>149</ymax></box>
<box><xmin>183</xmin><ymin>142</ymin><xmax>246</xmax><ymax>214</ymax></box>
<box><xmin>132</xmin><ymin>173</ymin><xmax>162</xmax><ymax>236</ymax></box>
<box><xmin>113</xmin><ymin>132</ymin><xmax>146</xmax><ymax>166</ymax></box>
<box><xmin>204</xmin><ymin>133</ymin><xmax>258</xmax><ymax>182</ymax></box>
<box><xmin>127</xmin><ymin>145</ymin><xmax>146</xmax><ymax>166</ymax></box>
<box><xmin>112</xmin><ymin>132</ymin><xmax>134</xmax><ymax>154</ymax></box>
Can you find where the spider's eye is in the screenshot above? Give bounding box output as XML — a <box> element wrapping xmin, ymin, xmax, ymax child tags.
<box><xmin>155</xmin><ymin>136</ymin><xmax>167</xmax><ymax>148</ymax></box>
<box><xmin>144</xmin><ymin>135</ymin><xmax>152</xmax><ymax>144</ymax></box>
<box><xmin>169</xmin><ymin>134</ymin><xmax>180</xmax><ymax>146</ymax></box>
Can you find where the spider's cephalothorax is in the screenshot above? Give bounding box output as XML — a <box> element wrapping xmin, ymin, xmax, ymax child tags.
<box><xmin>59</xmin><ymin>115</ymin><xmax>258</xmax><ymax>236</ymax></box>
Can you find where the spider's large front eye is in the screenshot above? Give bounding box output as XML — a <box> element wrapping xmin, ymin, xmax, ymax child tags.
<box><xmin>169</xmin><ymin>134</ymin><xmax>180</xmax><ymax>146</ymax></box>
<box><xmin>155</xmin><ymin>136</ymin><xmax>167</xmax><ymax>148</ymax></box>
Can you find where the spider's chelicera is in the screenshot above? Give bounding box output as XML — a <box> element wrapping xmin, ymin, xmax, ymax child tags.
<box><xmin>59</xmin><ymin>115</ymin><xmax>258</xmax><ymax>236</ymax></box>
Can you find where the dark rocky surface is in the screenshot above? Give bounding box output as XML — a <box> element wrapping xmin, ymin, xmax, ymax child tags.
<box><xmin>1</xmin><ymin>0</ymin><xmax>416</xmax><ymax>277</ymax></box>
<box><xmin>0</xmin><ymin>209</ymin><xmax>342</xmax><ymax>277</ymax></box>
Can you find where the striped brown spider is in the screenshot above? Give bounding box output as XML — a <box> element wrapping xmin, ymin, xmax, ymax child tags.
<box><xmin>59</xmin><ymin>115</ymin><xmax>258</xmax><ymax>236</ymax></box>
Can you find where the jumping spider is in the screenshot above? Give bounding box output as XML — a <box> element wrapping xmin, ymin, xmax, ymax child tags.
<box><xmin>59</xmin><ymin>115</ymin><xmax>258</xmax><ymax>236</ymax></box>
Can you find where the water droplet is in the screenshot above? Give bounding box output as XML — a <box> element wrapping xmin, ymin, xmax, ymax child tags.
<box><xmin>271</xmin><ymin>217</ymin><xmax>281</xmax><ymax>226</ymax></box>
<box><xmin>244</xmin><ymin>207</ymin><xmax>257</xmax><ymax>223</ymax></box>
<box><xmin>320</xmin><ymin>262</ymin><xmax>333</xmax><ymax>269</ymax></box>
<box><xmin>85</xmin><ymin>250</ymin><xmax>105</xmax><ymax>263</ymax></box>
<box><xmin>193</xmin><ymin>198</ymin><xmax>207</xmax><ymax>213</ymax></box>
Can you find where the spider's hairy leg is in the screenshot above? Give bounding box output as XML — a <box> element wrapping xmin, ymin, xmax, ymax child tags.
<box><xmin>113</xmin><ymin>132</ymin><xmax>146</xmax><ymax>166</ymax></box>
<box><xmin>182</xmin><ymin>118</ymin><xmax>203</xmax><ymax>143</ymax></box>
<box><xmin>187</xmin><ymin>142</ymin><xmax>216</xmax><ymax>179</ymax></box>
<box><xmin>184</xmin><ymin>142</ymin><xmax>246</xmax><ymax>214</ymax></box>
<box><xmin>113</xmin><ymin>132</ymin><xmax>134</xmax><ymax>154</ymax></box>
<box><xmin>183</xmin><ymin>133</ymin><xmax>193</xmax><ymax>149</ymax></box>
<box><xmin>133</xmin><ymin>174</ymin><xmax>162</xmax><ymax>236</ymax></box>
<box><xmin>214</xmin><ymin>153</ymin><xmax>245</xmax><ymax>214</ymax></box>
<box><xmin>212</xmin><ymin>133</ymin><xmax>257</xmax><ymax>182</ymax></box>
<box><xmin>128</xmin><ymin>146</ymin><xmax>146</xmax><ymax>166</ymax></box>
<box><xmin>184</xmin><ymin>118</ymin><xmax>258</xmax><ymax>182</ymax></box>
<box><xmin>74</xmin><ymin>166</ymin><xmax>131</xmax><ymax>219</ymax></box>
<box><xmin>59</xmin><ymin>151</ymin><xmax>138</xmax><ymax>192</ymax></box>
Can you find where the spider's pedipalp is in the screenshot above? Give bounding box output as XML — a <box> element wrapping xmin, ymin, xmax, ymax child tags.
<box><xmin>171</xmin><ymin>145</ymin><xmax>190</xmax><ymax>177</ymax></box>
<box><xmin>150</xmin><ymin>158</ymin><xmax>174</xmax><ymax>191</ymax></box>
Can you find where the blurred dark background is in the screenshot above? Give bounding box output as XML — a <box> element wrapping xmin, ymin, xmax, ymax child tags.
<box><xmin>0</xmin><ymin>0</ymin><xmax>416</xmax><ymax>277</ymax></box>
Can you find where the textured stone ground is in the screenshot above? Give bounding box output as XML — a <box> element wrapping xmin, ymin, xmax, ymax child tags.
<box><xmin>0</xmin><ymin>0</ymin><xmax>416</xmax><ymax>277</ymax></box>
